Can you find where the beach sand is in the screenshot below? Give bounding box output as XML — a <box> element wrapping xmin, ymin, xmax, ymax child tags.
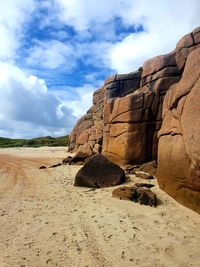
<box><xmin>0</xmin><ymin>147</ymin><xmax>199</xmax><ymax>267</ymax></box>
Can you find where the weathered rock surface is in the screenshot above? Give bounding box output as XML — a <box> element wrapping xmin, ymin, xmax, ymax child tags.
<box><xmin>74</xmin><ymin>154</ymin><xmax>126</xmax><ymax>188</ymax></box>
<box><xmin>157</xmin><ymin>46</ymin><xmax>200</xmax><ymax>214</ymax></box>
<box><xmin>62</xmin><ymin>156</ymin><xmax>73</xmax><ymax>164</ymax></box>
<box><xmin>124</xmin><ymin>161</ymin><xmax>157</xmax><ymax>176</ymax></box>
<box><xmin>112</xmin><ymin>186</ymin><xmax>138</xmax><ymax>201</ymax></box>
<box><xmin>135</xmin><ymin>172</ymin><xmax>154</xmax><ymax>180</ymax></box>
<box><xmin>137</xmin><ymin>161</ymin><xmax>157</xmax><ymax>176</ymax></box>
<box><xmin>39</xmin><ymin>165</ymin><xmax>47</xmax><ymax>169</ymax></box>
<box><xmin>175</xmin><ymin>27</ymin><xmax>200</xmax><ymax>71</ymax></box>
<box><xmin>112</xmin><ymin>186</ymin><xmax>157</xmax><ymax>207</ymax></box>
<box><xmin>70</xmin><ymin>27</ymin><xmax>200</xmax><ymax>213</ymax></box>
<box><xmin>68</xmin><ymin>87</ymin><xmax>105</xmax><ymax>154</ymax></box>
<box><xmin>69</xmin><ymin>52</ymin><xmax>181</xmax><ymax>165</ymax></box>
<box><xmin>105</xmin><ymin>71</ymin><xmax>141</xmax><ymax>99</ymax></box>
<box><xmin>49</xmin><ymin>163</ymin><xmax>62</xmax><ymax>168</ymax></box>
<box><xmin>135</xmin><ymin>183</ymin><xmax>155</xmax><ymax>189</ymax></box>
<box><xmin>103</xmin><ymin>52</ymin><xmax>181</xmax><ymax>165</ymax></box>
<box><xmin>137</xmin><ymin>188</ymin><xmax>157</xmax><ymax>207</ymax></box>
<box><xmin>69</xmin><ymin>151</ymin><xmax>92</xmax><ymax>165</ymax></box>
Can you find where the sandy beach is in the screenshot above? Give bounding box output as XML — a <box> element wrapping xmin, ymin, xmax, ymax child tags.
<box><xmin>0</xmin><ymin>147</ymin><xmax>199</xmax><ymax>267</ymax></box>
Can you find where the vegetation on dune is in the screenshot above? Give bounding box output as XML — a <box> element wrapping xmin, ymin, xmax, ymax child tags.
<box><xmin>0</xmin><ymin>136</ymin><xmax>69</xmax><ymax>148</ymax></box>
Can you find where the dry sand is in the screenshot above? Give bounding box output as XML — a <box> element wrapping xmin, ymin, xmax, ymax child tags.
<box><xmin>0</xmin><ymin>147</ymin><xmax>199</xmax><ymax>267</ymax></box>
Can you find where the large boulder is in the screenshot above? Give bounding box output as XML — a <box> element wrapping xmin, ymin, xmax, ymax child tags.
<box><xmin>157</xmin><ymin>47</ymin><xmax>200</xmax><ymax>214</ymax></box>
<box><xmin>74</xmin><ymin>154</ymin><xmax>126</xmax><ymax>188</ymax></box>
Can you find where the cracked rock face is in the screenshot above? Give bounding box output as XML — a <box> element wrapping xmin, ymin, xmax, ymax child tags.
<box><xmin>157</xmin><ymin>47</ymin><xmax>200</xmax><ymax>214</ymax></box>
<box><xmin>69</xmin><ymin>26</ymin><xmax>200</xmax><ymax>213</ymax></box>
<box><xmin>102</xmin><ymin>50</ymin><xmax>181</xmax><ymax>165</ymax></box>
<box><xmin>69</xmin><ymin>52</ymin><xmax>181</xmax><ymax>166</ymax></box>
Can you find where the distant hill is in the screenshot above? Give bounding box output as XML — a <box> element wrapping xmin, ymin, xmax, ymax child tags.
<box><xmin>0</xmin><ymin>135</ymin><xmax>69</xmax><ymax>148</ymax></box>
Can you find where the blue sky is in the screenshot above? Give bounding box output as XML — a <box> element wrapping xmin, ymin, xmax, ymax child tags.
<box><xmin>0</xmin><ymin>0</ymin><xmax>200</xmax><ymax>138</ymax></box>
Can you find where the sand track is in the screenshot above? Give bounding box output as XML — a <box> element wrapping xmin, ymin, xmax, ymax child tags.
<box><xmin>0</xmin><ymin>148</ymin><xmax>200</xmax><ymax>267</ymax></box>
<box><xmin>0</xmin><ymin>154</ymin><xmax>36</xmax><ymax>197</ymax></box>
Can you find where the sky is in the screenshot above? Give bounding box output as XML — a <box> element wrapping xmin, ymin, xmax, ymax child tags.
<box><xmin>0</xmin><ymin>0</ymin><xmax>200</xmax><ymax>139</ymax></box>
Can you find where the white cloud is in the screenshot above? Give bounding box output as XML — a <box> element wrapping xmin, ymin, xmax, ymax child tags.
<box><xmin>68</xmin><ymin>85</ymin><xmax>94</xmax><ymax>117</ymax></box>
<box><xmin>52</xmin><ymin>84</ymin><xmax>94</xmax><ymax>118</ymax></box>
<box><xmin>110</xmin><ymin>32</ymin><xmax>151</xmax><ymax>73</ymax></box>
<box><xmin>54</xmin><ymin>0</ymin><xmax>128</xmax><ymax>31</ymax></box>
<box><xmin>26</xmin><ymin>40</ymin><xmax>75</xmax><ymax>70</ymax></box>
<box><xmin>108</xmin><ymin>0</ymin><xmax>200</xmax><ymax>72</ymax></box>
<box><xmin>26</xmin><ymin>39</ymin><xmax>113</xmax><ymax>72</ymax></box>
<box><xmin>0</xmin><ymin>0</ymin><xmax>36</xmax><ymax>61</ymax></box>
<box><xmin>76</xmin><ymin>41</ymin><xmax>113</xmax><ymax>68</ymax></box>
<box><xmin>50</xmin><ymin>30</ymin><xmax>70</xmax><ymax>40</ymax></box>
<box><xmin>53</xmin><ymin>0</ymin><xmax>200</xmax><ymax>72</ymax></box>
<box><xmin>0</xmin><ymin>0</ymin><xmax>200</xmax><ymax>139</ymax></box>
<box><xmin>0</xmin><ymin>62</ymin><xmax>76</xmax><ymax>138</ymax></box>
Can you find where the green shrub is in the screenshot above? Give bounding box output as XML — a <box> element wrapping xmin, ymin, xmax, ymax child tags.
<box><xmin>0</xmin><ymin>135</ymin><xmax>69</xmax><ymax>148</ymax></box>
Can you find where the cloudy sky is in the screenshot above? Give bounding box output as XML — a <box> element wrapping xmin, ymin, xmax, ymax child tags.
<box><xmin>0</xmin><ymin>0</ymin><xmax>199</xmax><ymax>138</ymax></box>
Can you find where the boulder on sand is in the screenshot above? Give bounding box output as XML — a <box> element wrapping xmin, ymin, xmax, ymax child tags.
<box><xmin>62</xmin><ymin>156</ymin><xmax>73</xmax><ymax>164</ymax></box>
<box><xmin>69</xmin><ymin>151</ymin><xmax>91</xmax><ymax>165</ymax></box>
<box><xmin>112</xmin><ymin>186</ymin><xmax>157</xmax><ymax>207</ymax></box>
<box><xmin>39</xmin><ymin>165</ymin><xmax>47</xmax><ymax>169</ymax></box>
<box><xmin>135</xmin><ymin>172</ymin><xmax>154</xmax><ymax>180</ymax></box>
<box><xmin>112</xmin><ymin>186</ymin><xmax>138</xmax><ymax>201</ymax></box>
<box><xmin>74</xmin><ymin>154</ymin><xmax>126</xmax><ymax>188</ymax></box>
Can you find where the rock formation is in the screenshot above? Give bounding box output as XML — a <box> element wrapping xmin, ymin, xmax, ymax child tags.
<box><xmin>74</xmin><ymin>154</ymin><xmax>125</xmax><ymax>188</ymax></box>
<box><xmin>112</xmin><ymin>186</ymin><xmax>157</xmax><ymax>207</ymax></box>
<box><xmin>70</xmin><ymin>26</ymin><xmax>200</xmax><ymax>213</ymax></box>
<box><xmin>103</xmin><ymin>51</ymin><xmax>181</xmax><ymax>166</ymax></box>
<box><xmin>157</xmin><ymin>28</ymin><xmax>200</xmax><ymax>214</ymax></box>
<box><xmin>69</xmin><ymin>151</ymin><xmax>92</xmax><ymax>165</ymax></box>
<box><xmin>69</xmin><ymin>52</ymin><xmax>181</xmax><ymax>166</ymax></box>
